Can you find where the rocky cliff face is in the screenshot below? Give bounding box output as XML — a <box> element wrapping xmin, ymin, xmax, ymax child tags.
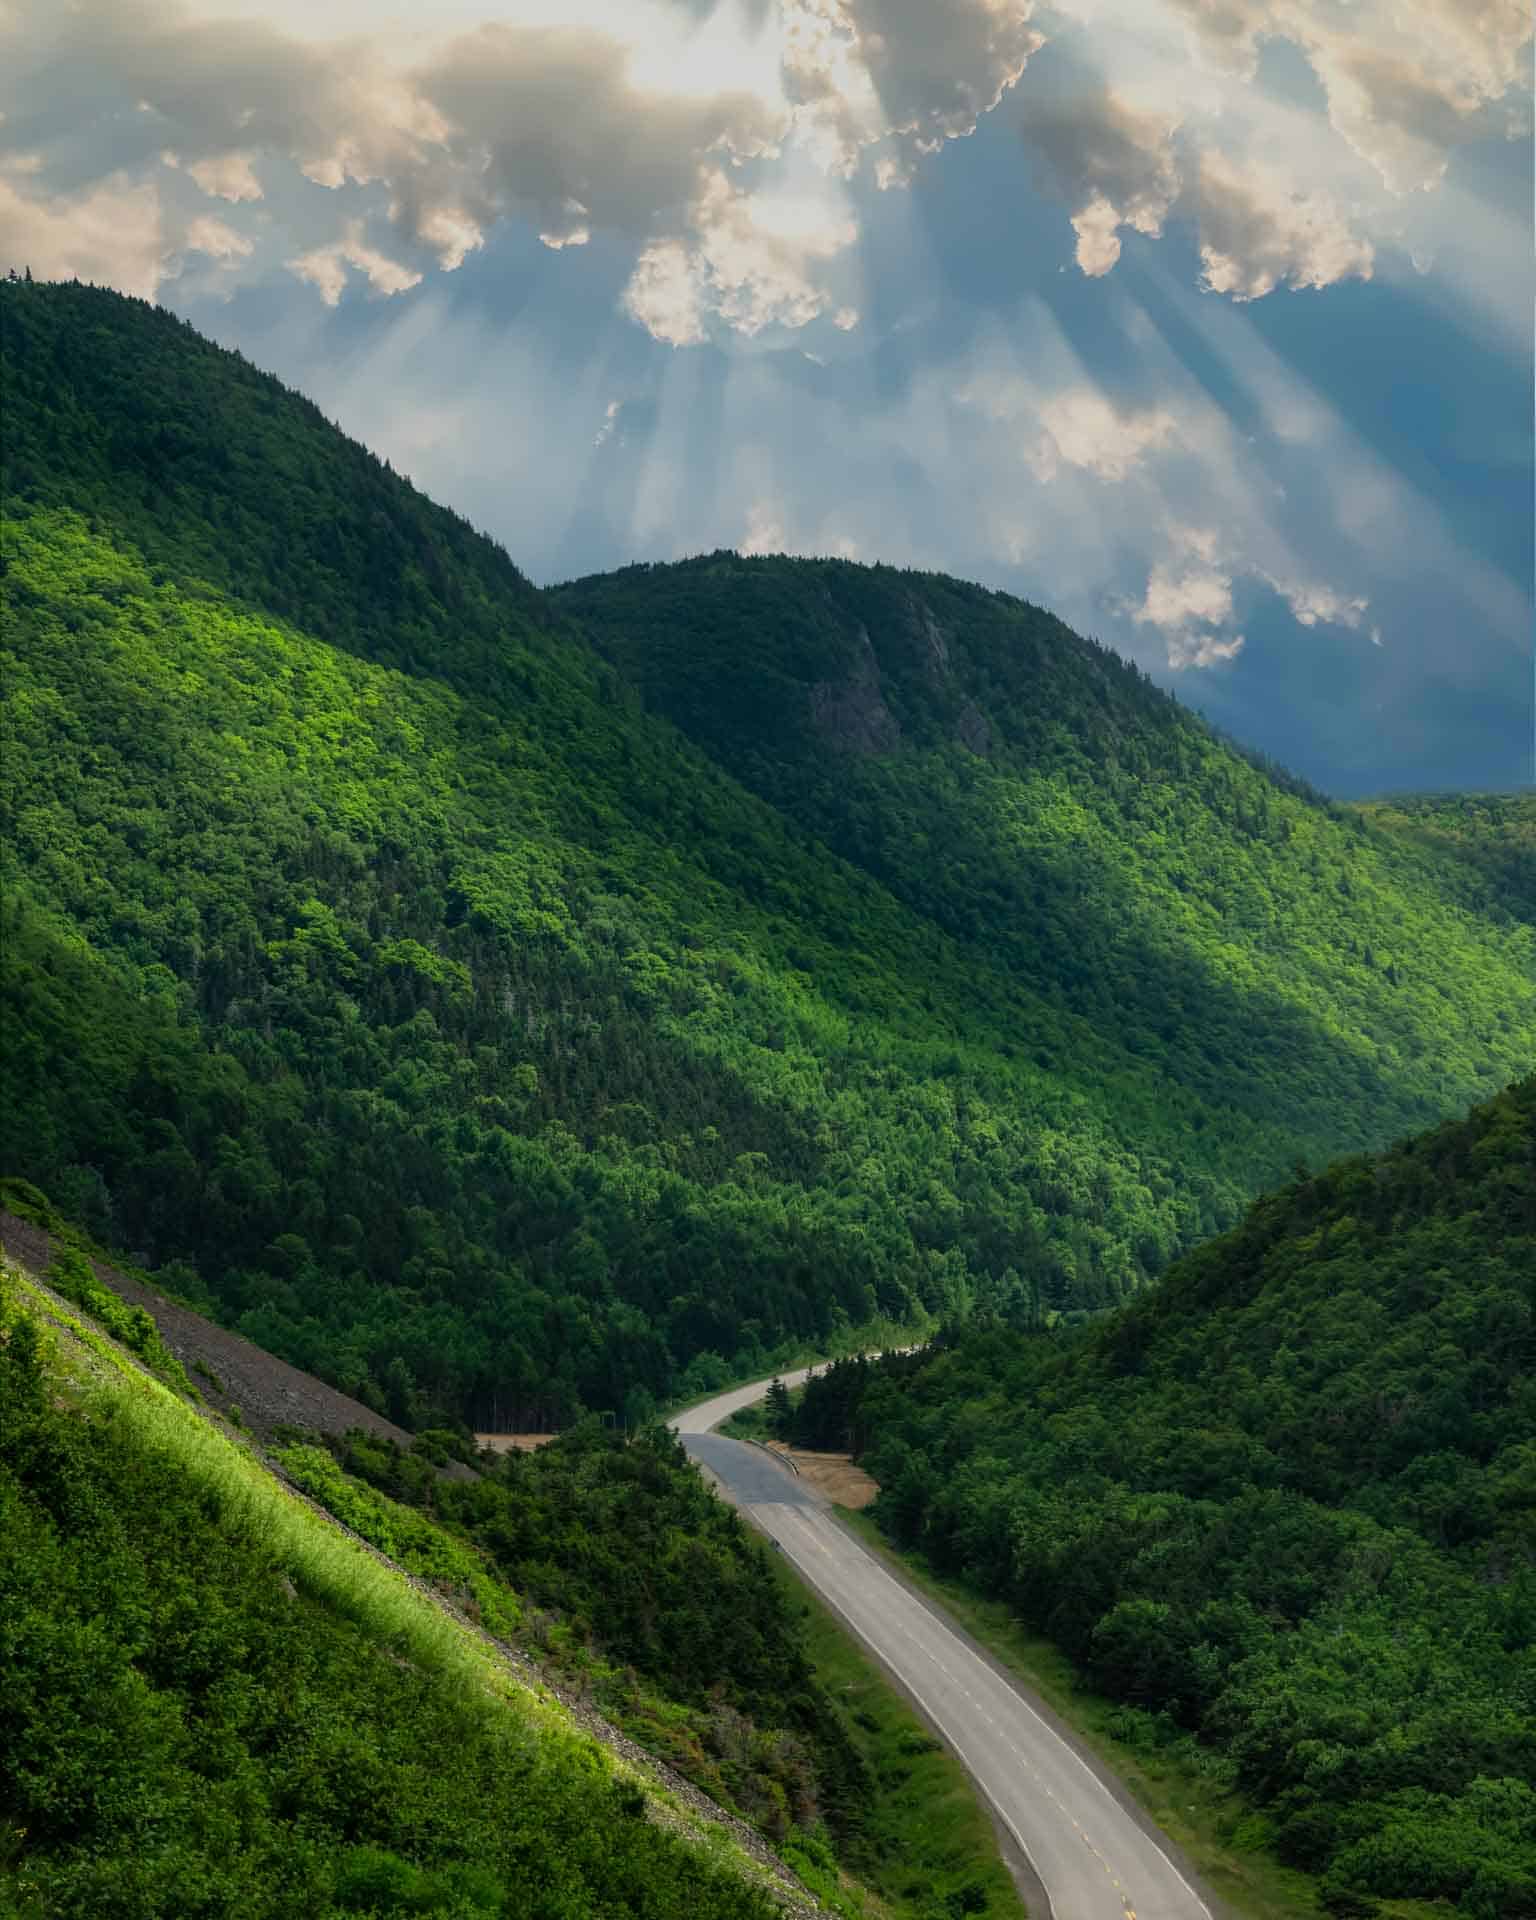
<box><xmin>805</xmin><ymin>595</ymin><xmax>994</xmax><ymax>758</ymax></box>
<box><xmin>810</xmin><ymin>625</ymin><xmax>901</xmax><ymax>754</ymax></box>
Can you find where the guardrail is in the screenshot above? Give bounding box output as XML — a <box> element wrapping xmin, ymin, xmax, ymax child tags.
<box><xmin>744</xmin><ymin>1436</ymin><xmax>801</xmax><ymax>1476</ymax></box>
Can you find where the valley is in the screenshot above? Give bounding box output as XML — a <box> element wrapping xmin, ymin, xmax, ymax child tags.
<box><xmin>678</xmin><ymin>1373</ymin><xmax>1216</xmax><ymax>1920</ymax></box>
<box><xmin>2</xmin><ymin>278</ymin><xmax>1532</xmax><ymax>1919</ymax></box>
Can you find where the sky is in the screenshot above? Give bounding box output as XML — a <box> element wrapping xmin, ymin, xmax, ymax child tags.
<box><xmin>2</xmin><ymin>0</ymin><xmax>1531</xmax><ymax>795</ymax></box>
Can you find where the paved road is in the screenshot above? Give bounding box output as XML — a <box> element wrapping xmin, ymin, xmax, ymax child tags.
<box><xmin>673</xmin><ymin>1367</ymin><xmax>1214</xmax><ymax>1920</ymax></box>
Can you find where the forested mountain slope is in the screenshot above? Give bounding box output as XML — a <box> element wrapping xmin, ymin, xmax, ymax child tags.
<box><xmin>1360</xmin><ymin>793</ymin><xmax>1536</xmax><ymax>925</ymax></box>
<box><xmin>791</xmin><ymin>1076</ymin><xmax>1536</xmax><ymax>1915</ymax></box>
<box><xmin>557</xmin><ymin>556</ymin><xmax>1535</xmax><ymax>1171</ymax></box>
<box><xmin>3</xmin><ymin>279</ymin><xmax>1534</xmax><ymax>1430</ymax></box>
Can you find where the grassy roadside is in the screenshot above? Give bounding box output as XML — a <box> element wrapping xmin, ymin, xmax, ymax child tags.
<box><xmin>766</xmin><ymin>1547</ymin><xmax>1031</xmax><ymax>1920</ymax></box>
<box><xmin>837</xmin><ymin>1511</ymin><xmax>1448</xmax><ymax>1920</ymax></box>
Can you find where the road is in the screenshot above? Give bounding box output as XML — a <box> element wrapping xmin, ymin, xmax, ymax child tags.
<box><xmin>673</xmin><ymin>1367</ymin><xmax>1214</xmax><ymax>1920</ymax></box>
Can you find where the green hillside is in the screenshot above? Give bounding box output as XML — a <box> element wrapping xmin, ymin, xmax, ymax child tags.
<box><xmin>1360</xmin><ymin>793</ymin><xmax>1536</xmax><ymax>924</ymax></box>
<box><xmin>788</xmin><ymin>1076</ymin><xmax>1536</xmax><ymax>1915</ymax></box>
<box><xmin>4</xmin><ymin>279</ymin><xmax>1535</xmax><ymax>1430</ymax></box>
<box><xmin>1</xmin><ymin>1188</ymin><xmax>1035</xmax><ymax>1920</ymax></box>
<box><xmin>556</xmin><ymin>556</ymin><xmax>1534</xmax><ymax>1174</ymax></box>
<box><xmin>0</xmin><ymin>1260</ymin><xmax>799</xmax><ymax>1920</ymax></box>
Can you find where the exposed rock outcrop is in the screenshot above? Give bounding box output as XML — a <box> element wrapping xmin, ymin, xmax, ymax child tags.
<box><xmin>809</xmin><ymin>625</ymin><xmax>900</xmax><ymax>754</ymax></box>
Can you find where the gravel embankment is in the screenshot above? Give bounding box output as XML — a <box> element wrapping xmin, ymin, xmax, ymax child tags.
<box><xmin>0</xmin><ymin>1210</ymin><xmax>428</xmax><ymax>1453</ymax></box>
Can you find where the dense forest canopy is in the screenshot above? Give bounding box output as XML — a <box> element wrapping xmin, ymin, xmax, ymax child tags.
<box><xmin>557</xmin><ymin>556</ymin><xmax>1535</xmax><ymax>1151</ymax></box>
<box><xmin>790</xmin><ymin>1075</ymin><xmax>1536</xmax><ymax>1915</ymax></box>
<box><xmin>1359</xmin><ymin>793</ymin><xmax>1536</xmax><ymax>925</ymax></box>
<box><xmin>4</xmin><ymin>278</ymin><xmax>1535</xmax><ymax>1428</ymax></box>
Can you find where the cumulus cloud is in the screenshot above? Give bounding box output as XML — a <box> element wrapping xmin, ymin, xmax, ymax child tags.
<box><xmin>622</xmin><ymin>240</ymin><xmax>708</xmax><ymax>347</ymax></box>
<box><xmin>622</xmin><ymin>168</ymin><xmax>857</xmax><ymax>344</ymax></box>
<box><xmin>413</xmin><ymin>22</ymin><xmax>786</xmax><ymax>259</ymax></box>
<box><xmin>1164</xmin><ymin>0</ymin><xmax>1532</xmax><ymax>192</ymax></box>
<box><xmin>955</xmin><ymin>363</ymin><xmax>1189</xmax><ymax>487</ymax></box>
<box><xmin>784</xmin><ymin>0</ymin><xmax>1044</xmax><ymax>179</ymax></box>
<box><xmin>1020</xmin><ymin>92</ymin><xmax>1181</xmax><ymax>276</ymax></box>
<box><xmin>735</xmin><ymin>496</ymin><xmax>860</xmax><ymax>557</ymax></box>
<box><xmin>184</xmin><ymin>212</ymin><xmax>253</xmax><ymax>259</ymax></box>
<box><xmin>0</xmin><ymin>0</ymin><xmax>1524</xmax><ymax>323</ymax></box>
<box><xmin>1125</xmin><ymin>522</ymin><xmax>1373</xmax><ymax>669</ymax></box>
<box><xmin>287</xmin><ymin>223</ymin><xmax>422</xmax><ymax>305</ymax></box>
<box><xmin>1131</xmin><ymin>535</ymin><xmax>1245</xmax><ymax>669</ymax></box>
<box><xmin>0</xmin><ymin>171</ymin><xmax>164</xmax><ymax>294</ymax></box>
<box><xmin>1017</xmin><ymin>79</ymin><xmax>1378</xmax><ymax>298</ymax></box>
<box><xmin>0</xmin><ymin>0</ymin><xmax>1047</xmax><ymax>328</ymax></box>
<box><xmin>1010</xmin><ymin>0</ymin><xmax>1526</xmax><ymax>296</ymax></box>
<box><xmin>1136</xmin><ymin>587</ymin><xmax>1245</xmax><ymax>668</ymax></box>
<box><xmin>185</xmin><ymin>149</ymin><xmax>262</xmax><ymax>203</ymax></box>
<box><xmin>416</xmin><ymin>204</ymin><xmax>483</xmax><ymax>272</ymax></box>
<box><xmin>1032</xmin><ymin>387</ymin><xmax>1180</xmax><ymax>481</ymax></box>
<box><xmin>1167</xmin><ymin>627</ymin><xmax>1246</xmax><ymax>669</ymax></box>
<box><xmin>1262</xmin><ymin>573</ymin><xmax>1370</xmax><ymax>631</ymax></box>
<box><xmin>1192</xmin><ymin>151</ymin><xmax>1373</xmax><ymax>299</ymax></box>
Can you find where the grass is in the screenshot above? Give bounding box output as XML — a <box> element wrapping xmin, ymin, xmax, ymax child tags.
<box><xmin>837</xmin><ymin>1510</ymin><xmax>1450</xmax><ymax>1920</ymax></box>
<box><xmin>767</xmin><ymin>1542</ymin><xmax>1031</xmax><ymax>1920</ymax></box>
<box><xmin>13</xmin><ymin>1261</ymin><xmax>551</xmax><ymax>1707</ymax></box>
<box><xmin>3</xmin><ymin>1262</ymin><xmax>796</xmax><ymax>1910</ymax></box>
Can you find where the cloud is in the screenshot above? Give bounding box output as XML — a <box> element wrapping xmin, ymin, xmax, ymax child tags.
<box><xmin>0</xmin><ymin>171</ymin><xmax>164</xmax><ymax>295</ymax></box>
<box><xmin>1133</xmin><ymin>570</ymin><xmax>1246</xmax><ymax>667</ymax></box>
<box><xmin>1164</xmin><ymin>0</ymin><xmax>1532</xmax><ymax>193</ymax></box>
<box><xmin>735</xmin><ymin>495</ymin><xmax>861</xmax><ymax>558</ymax></box>
<box><xmin>185</xmin><ymin>149</ymin><xmax>262</xmax><ymax>202</ymax></box>
<box><xmin>1032</xmin><ymin>387</ymin><xmax>1180</xmax><ymax>481</ymax></box>
<box><xmin>621</xmin><ymin>167</ymin><xmax>857</xmax><ymax>344</ymax></box>
<box><xmin>1019</xmin><ymin>91</ymin><xmax>1181</xmax><ymax>276</ymax></box>
<box><xmin>1192</xmin><ymin>151</ymin><xmax>1374</xmax><ymax>299</ymax></box>
<box><xmin>413</xmin><ymin>21</ymin><xmax>787</xmax><ymax>258</ymax></box>
<box><xmin>1124</xmin><ymin>521</ymin><xmax>1375</xmax><ymax>669</ymax></box>
<box><xmin>1007</xmin><ymin>0</ymin><xmax>1527</xmax><ymax>295</ymax></box>
<box><xmin>287</xmin><ymin>222</ymin><xmax>422</xmax><ymax>305</ymax></box>
<box><xmin>0</xmin><ymin>0</ymin><xmax>1525</xmax><ymax>329</ymax></box>
<box><xmin>593</xmin><ymin>398</ymin><xmax>623</xmax><ymax>449</ymax></box>
<box><xmin>739</xmin><ymin>500</ymin><xmax>787</xmax><ymax>554</ymax></box>
<box><xmin>0</xmin><ymin>0</ymin><xmax>1043</xmax><ymax>333</ymax></box>
<box><xmin>622</xmin><ymin>240</ymin><xmax>708</xmax><ymax>347</ymax></box>
<box><xmin>184</xmin><ymin>212</ymin><xmax>253</xmax><ymax>259</ymax></box>
<box><xmin>1262</xmin><ymin>573</ymin><xmax>1370</xmax><ymax>630</ymax></box>
<box><xmin>1167</xmin><ymin>627</ymin><xmax>1246</xmax><ymax>669</ymax></box>
<box><xmin>1114</xmin><ymin>520</ymin><xmax>1249</xmax><ymax>667</ymax></box>
<box><xmin>785</xmin><ymin>0</ymin><xmax>1044</xmax><ymax>179</ymax></box>
<box><xmin>1016</xmin><ymin>78</ymin><xmax>1378</xmax><ymax>298</ymax></box>
<box><xmin>416</xmin><ymin>204</ymin><xmax>483</xmax><ymax>271</ymax></box>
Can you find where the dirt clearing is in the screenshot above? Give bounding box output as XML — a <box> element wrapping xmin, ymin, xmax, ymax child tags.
<box><xmin>763</xmin><ymin>1443</ymin><xmax>879</xmax><ymax>1509</ymax></box>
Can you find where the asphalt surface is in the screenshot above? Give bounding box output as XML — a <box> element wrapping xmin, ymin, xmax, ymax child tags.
<box><xmin>673</xmin><ymin>1367</ymin><xmax>1214</xmax><ymax>1920</ymax></box>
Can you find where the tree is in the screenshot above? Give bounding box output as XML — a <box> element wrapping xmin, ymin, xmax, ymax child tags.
<box><xmin>764</xmin><ymin>1377</ymin><xmax>792</xmax><ymax>1437</ymax></box>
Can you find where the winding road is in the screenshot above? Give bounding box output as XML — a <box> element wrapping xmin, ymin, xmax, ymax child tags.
<box><xmin>673</xmin><ymin>1368</ymin><xmax>1215</xmax><ymax>1920</ymax></box>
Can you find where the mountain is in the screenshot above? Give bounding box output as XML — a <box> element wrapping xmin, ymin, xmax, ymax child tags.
<box><xmin>4</xmin><ymin>278</ymin><xmax>1535</xmax><ymax>1429</ymax></box>
<box><xmin>790</xmin><ymin>1075</ymin><xmax>1536</xmax><ymax>1915</ymax></box>
<box><xmin>556</xmin><ymin>555</ymin><xmax>1534</xmax><ymax>1175</ymax></box>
